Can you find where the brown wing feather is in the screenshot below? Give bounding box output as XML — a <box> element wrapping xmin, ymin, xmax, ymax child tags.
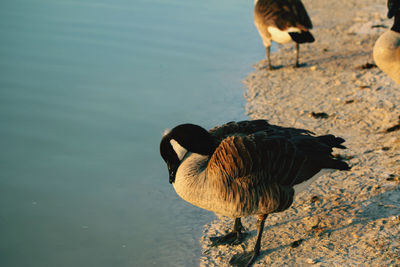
<box><xmin>206</xmin><ymin>129</ymin><xmax>349</xmax><ymax>214</ymax></box>
<box><xmin>254</xmin><ymin>0</ymin><xmax>313</xmax><ymax>31</ymax></box>
<box><xmin>209</xmin><ymin>120</ymin><xmax>271</xmax><ymax>142</ymax></box>
<box><xmin>210</xmin><ymin>131</ymin><xmax>348</xmax><ymax>185</ymax></box>
<box><xmin>209</xmin><ymin>119</ymin><xmax>313</xmax><ymax>145</ymax></box>
<box><xmin>207</xmin><ymin>135</ymin><xmax>295</xmax><ymax>215</ymax></box>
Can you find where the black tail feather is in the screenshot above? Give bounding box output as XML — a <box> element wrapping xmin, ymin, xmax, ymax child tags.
<box><xmin>289</xmin><ymin>31</ymin><xmax>315</xmax><ymax>43</ymax></box>
<box><xmin>317</xmin><ymin>134</ymin><xmax>351</xmax><ymax>170</ymax></box>
<box><xmin>329</xmin><ymin>159</ymin><xmax>351</xmax><ymax>170</ymax></box>
<box><xmin>317</xmin><ymin>135</ymin><xmax>347</xmax><ymax>149</ymax></box>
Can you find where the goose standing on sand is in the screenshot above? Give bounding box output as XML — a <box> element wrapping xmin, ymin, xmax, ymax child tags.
<box><xmin>373</xmin><ymin>0</ymin><xmax>400</xmax><ymax>85</ymax></box>
<box><xmin>254</xmin><ymin>0</ymin><xmax>315</xmax><ymax>69</ymax></box>
<box><xmin>160</xmin><ymin>120</ymin><xmax>350</xmax><ymax>266</ymax></box>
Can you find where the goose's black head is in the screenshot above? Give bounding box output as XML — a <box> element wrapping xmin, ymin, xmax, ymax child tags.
<box><xmin>160</xmin><ymin>124</ymin><xmax>215</xmax><ymax>184</ymax></box>
<box><xmin>388</xmin><ymin>0</ymin><xmax>400</xmax><ymax>18</ymax></box>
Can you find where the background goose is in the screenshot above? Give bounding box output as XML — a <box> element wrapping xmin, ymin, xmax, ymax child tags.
<box><xmin>373</xmin><ymin>0</ymin><xmax>400</xmax><ymax>85</ymax></box>
<box><xmin>160</xmin><ymin>120</ymin><xmax>350</xmax><ymax>266</ymax></box>
<box><xmin>254</xmin><ymin>0</ymin><xmax>315</xmax><ymax>69</ymax></box>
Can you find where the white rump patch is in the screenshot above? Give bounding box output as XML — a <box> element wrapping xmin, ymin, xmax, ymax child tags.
<box><xmin>293</xmin><ymin>169</ymin><xmax>335</xmax><ymax>196</ymax></box>
<box><xmin>170</xmin><ymin>139</ymin><xmax>187</xmax><ymax>161</ymax></box>
<box><xmin>268</xmin><ymin>26</ymin><xmax>301</xmax><ymax>44</ymax></box>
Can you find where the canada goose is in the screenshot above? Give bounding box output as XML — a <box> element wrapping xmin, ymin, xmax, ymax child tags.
<box><xmin>254</xmin><ymin>0</ymin><xmax>315</xmax><ymax>69</ymax></box>
<box><xmin>160</xmin><ymin>120</ymin><xmax>350</xmax><ymax>266</ymax></box>
<box><xmin>373</xmin><ymin>0</ymin><xmax>400</xmax><ymax>85</ymax></box>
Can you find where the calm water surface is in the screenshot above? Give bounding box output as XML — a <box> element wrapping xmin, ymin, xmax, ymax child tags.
<box><xmin>0</xmin><ymin>0</ymin><xmax>263</xmax><ymax>266</ymax></box>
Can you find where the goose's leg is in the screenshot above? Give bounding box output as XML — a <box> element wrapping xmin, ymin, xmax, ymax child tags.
<box><xmin>210</xmin><ymin>218</ymin><xmax>248</xmax><ymax>246</ymax></box>
<box><xmin>294</xmin><ymin>43</ymin><xmax>300</xmax><ymax>68</ymax></box>
<box><xmin>266</xmin><ymin>46</ymin><xmax>273</xmax><ymax>70</ymax></box>
<box><xmin>229</xmin><ymin>214</ymin><xmax>267</xmax><ymax>267</ymax></box>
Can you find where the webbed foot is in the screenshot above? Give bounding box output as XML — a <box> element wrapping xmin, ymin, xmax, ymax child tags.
<box><xmin>229</xmin><ymin>215</ymin><xmax>267</xmax><ymax>266</ymax></box>
<box><xmin>210</xmin><ymin>231</ymin><xmax>248</xmax><ymax>246</ymax></box>
<box><xmin>229</xmin><ymin>250</ymin><xmax>259</xmax><ymax>267</ymax></box>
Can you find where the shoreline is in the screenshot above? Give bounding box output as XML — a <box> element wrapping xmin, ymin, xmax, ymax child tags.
<box><xmin>200</xmin><ymin>0</ymin><xmax>400</xmax><ymax>266</ymax></box>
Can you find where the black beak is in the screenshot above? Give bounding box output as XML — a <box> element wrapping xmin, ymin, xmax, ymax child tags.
<box><xmin>167</xmin><ymin>162</ymin><xmax>178</xmax><ymax>184</ymax></box>
<box><xmin>168</xmin><ymin>165</ymin><xmax>176</xmax><ymax>184</ymax></box>
<box><xmin>169</xmin><ymin>171</ymin><xmax>175</xmax><ymax>184</ymax></box>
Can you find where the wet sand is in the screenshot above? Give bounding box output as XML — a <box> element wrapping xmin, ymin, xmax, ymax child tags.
<box><xmin>200</xmin><ymin>0</ymin><xmax>400</xmax><ymax>265</ymax></box>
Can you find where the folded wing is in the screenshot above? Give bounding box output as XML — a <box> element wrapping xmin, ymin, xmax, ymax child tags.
<box><xmin>209</xmin><ymin>131</ymin><xmax>348</xmax><ymax>185</ymax></box>
<box><xmin>254</xmin><ymin>0</ymin><xmax>313</xmax><ymax>31</ymax></box>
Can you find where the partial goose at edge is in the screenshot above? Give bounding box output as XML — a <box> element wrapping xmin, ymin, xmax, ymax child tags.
<box><xmin>373</xmin><ymin>0</ymin><xmax>400</xmax><ymax>85</ymax></box>
<box><xmin>254</xmin><ymin>0</ymin><xmax>315</xmax><ymax>69</ymax></box>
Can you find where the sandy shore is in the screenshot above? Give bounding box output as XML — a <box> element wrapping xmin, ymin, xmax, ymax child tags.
<box><xmin>199</xmin><ymin>0</ymin><xmax>400</xmax><ymax>266</ymax></box>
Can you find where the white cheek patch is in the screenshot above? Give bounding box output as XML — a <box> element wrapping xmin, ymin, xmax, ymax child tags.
<box><xmin>170</xmin><ymin>139</ymin><xmax>188</xmax><ymax>161</ymax></box>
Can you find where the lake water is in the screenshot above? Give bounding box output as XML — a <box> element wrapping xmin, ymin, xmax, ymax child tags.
<box><xmin>0</xmin><ymin>0</ymin><xmax>263</xmax><ymax>266</ymax></box>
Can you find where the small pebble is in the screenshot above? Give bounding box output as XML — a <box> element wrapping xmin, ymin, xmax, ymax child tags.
<box><xmin>386</xmin><ymin>176</ymin><xmax>399</xmax><ymax>182</ymax></box>
<box><xmin>306</xmin><ymin>258</ymin><xmax>316</xmax><ymax>264</ymax></box>
<box><xmin>311</xmin><ymin>196</ymin><xmax>320</xmax><ymax>203</ymax></box>
<box><xmin>360</xmin><ymin>62</ymin><xmax>376</xmax><ymax>69</ymax></box>
<box><xmin>291</xmin><ymin>239</ymin><xmax>304</xmax><ymax>248</ymax></box>
<box><xmin>391</xmin><ymin>215</ymin><xmax>400</xmax><ymax>221</ymax></box>
<box><xmin>309</xmin><ymin>112</ymin><xmax>329</xmax><ymax>119</ymax></box>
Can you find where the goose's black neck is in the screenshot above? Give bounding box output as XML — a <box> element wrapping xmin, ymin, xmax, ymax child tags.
<box><xmin>167</xmin><ymin>124</ymin><xmax>215</xmax><ymax>156</ymax></box>
<box><xmin>388</xmin><ymin>0</ymin><xmax>400</xmax><ymax>32</ymax></box>
<box><xmin>160</xmin><ymin>124</ymin><xmax>215</xmax><ymax>184</ymax></box>
<box><xmin>392</xmin><ymin>12</ymin><xmax>400</xmax><ymax>33</ymax></box>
